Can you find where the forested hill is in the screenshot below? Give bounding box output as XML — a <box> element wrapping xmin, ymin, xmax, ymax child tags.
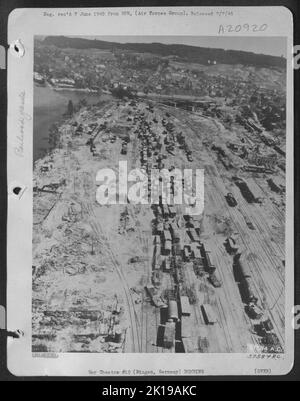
<box><xmin>43</xmin><ymin>36</ymin><xmax>286</xmax><ymax>69</ymax></box>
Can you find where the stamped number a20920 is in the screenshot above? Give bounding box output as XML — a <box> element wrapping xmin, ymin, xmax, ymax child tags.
<box><xmin>218</xmin><ymin>24</ymin><xmax>268</xmax><ymax>34</ymax></box>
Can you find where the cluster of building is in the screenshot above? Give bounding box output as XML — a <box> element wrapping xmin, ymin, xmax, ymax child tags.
<box><xmin>32</xmin><ymin>39</ymin><xmax>286</xmax><ymax>353</ymax></box>
<box><xmin>34</xmin><ymin>42</ymin><xmax>285</xmax><ymax>135</ymax></box>
<box><xmin>118</xmin><ymin>103</ymin><xmax>227</xmax><ymax>351</ymax></box>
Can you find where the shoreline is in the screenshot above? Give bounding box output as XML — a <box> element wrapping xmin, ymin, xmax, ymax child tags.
<box><xmin>34</xmin><ymin>85</ymin><xmax>111</xmax><ymax>162</ymax></box>
<box><xmin>52</xmin><ymin>87</ymin><xmax>99</xmax><ymax>94</ymax></box>
<box><xmin>35</xmin><ymin>81</ymin><xmax>100</xmax><ymax>94</ymax></box>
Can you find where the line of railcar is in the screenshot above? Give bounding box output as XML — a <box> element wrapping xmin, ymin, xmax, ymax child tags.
<box><xmin>234</xmin><ymin>253</ymin><xmax>259</xmax><ymax>304</ymax></box>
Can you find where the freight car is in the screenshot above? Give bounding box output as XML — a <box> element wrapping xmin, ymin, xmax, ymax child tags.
<box><xmin>193</xmin><ymin>258</ymin><xmax>206</xmax><ymax>277</ymax></box>
<box><xmin>180</xmin><ymin>296</ymin><xmax>191</xmax><ymax>316</ymax></box>
<box><xmin>240</xmin><ymin>277</ymin><xmax>259</xmax><ymax>304</ymax></box>
<box><xmin>168</xmin><ymin>205</ymin><xmax>177</xmax><ymax>217</ymax></box>
<box><xmin>163</xmin><ymin>240</ymin><xmax>172</xmax><ymax>254</ymax></box>
<box><xmin>156</xmin><ymin>221</ymin><xmax>164</xmax><ymax>234</ymax></box>
<box><xmin>164</xmin><ymin>321</ymin><xmax>176</xmax><ymax>349</ymax></box>
<box><xmin>242</xmin><ymin>165</ymin><xmax>273</xmax><ymax>174</ymax></box>
<box><xmin>153</xmin><ymin>252</ymin><xmax>161</xmax><ymax>270</ymax></box>
<box><xmin>208</xmin><ymin>273</ymin><xmax>222</xmax><ymax>288</ymax></box>
<box><xmin>162</xmin><ymin>204</ymin><xmax>169</xmax><ymax>217</ymax></box>
<box><xmin>181</xmin><ymin>316</ymin><xmax>191</xmax><ymax>338</ymax></box>
<box><xmin>212</xmin><ymin>143</ymin><xmax>226</xmax><ymax>157</ymax></box>
<box><xmin>225</xmin><ymin>192</ymin><xmax>237</xmax><ymax>207</ymax></box>
<box><xmin>247</xmin><ymin>181</ymin><xmax>263</xmax><ymax>203</ymax></box>
<box><xmin>273</xmin><ymin>145</ymin><xmax>285</xmax><ymax>156</ymax></box>
<box><xmin>164</xmin><ymin>258</ymin><xmax>171</xmax><ymax>272</ymax></box>
<box><xmin>183</xmin><ymin>245</ymin><xmax>192</xmax><ymax>261</ymax></box>
<box><xmin>232</xmin><ymin>176</ymin><xmax>260</xmax><ymax>203</ymax></box>
<box><xmin>225</xmin><ymin>237</ymin><xmax>239</xmax><ymax>254</ymax></box>
<box><xmin>267</xmin><ymin>178</ymin><xmax>285</xmax><ymax>194</ymax></box>
<box><xmin>187</xmin><ymin>228</ymin><xmax>199</xmax><ymax>242</ymax></box>
<box><xmin>163</xmin><ymin>230</ymin><xmax>172</xmax><ymax>242</ymax></box>
<box><xmin>191</xmin><ymin>242</ymin><xmax>201</xmax><ymax>259</ymax></box>
<box><xmin>168</xmin><ymin>300</ymin><xmax>179</xmax><ymax>322</ymax></box>
<box><xmin>203</xmin><ymin>247</ymin><xmax>216</xmax><ymax>274</ymax></box>
<box><xmin>234</xmin><ymin>254</ymin><xmax>252</xmax><ymax>279</ymax></box>
<box><xmin>234</xmin><ymin>254</ymin><xmax>259</xmax><ymax>305</ymax></box>
<box><xmin>279</xmin><ymin>162</ymin><xmax>285</xmax><ymax>172</ymax></box>
<box><xmin>205</xmin><ymin>252</ymin><xmax>216</xmax><ymax>274</ymax></box>
<box><xmin>174</xmin><ymin>242</ymin><xmax>182</xmax><ymax>256</ymax></box>
<box><xmin>170</xmin><ymin>223</ymin><xmax>180</xmax><ymax>242</ymax></box>
<box><xmin>201</xmin><ymin>304</ymin><xmax>217</xmax><ymax>325</ymax></box>
<box><xmin>153</xmin><ymin>235</ymin><xmax>161</xmax><ymax>245</ymax></box>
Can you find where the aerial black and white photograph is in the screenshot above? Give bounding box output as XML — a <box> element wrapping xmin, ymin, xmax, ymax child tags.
<box><xmin>32</xmin><ymin>35</ymin><xmax>287</xmax><ymax>355</ymax></box>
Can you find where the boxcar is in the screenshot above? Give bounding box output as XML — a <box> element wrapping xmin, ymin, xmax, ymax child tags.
<box><xmin>168</xmin><ymin>300</ymin><xmax>179</xmax><ymax>321</ymax></box>
<box><xmin>180</xmin><ymin>296</ymin><xmax>191</xmax><ymax>316</ymax></box>
<box><xmin>164</xmin><ymin>321</ymin><xmax>176</xmax><ymax>349</ymax></box>
<box><xmin>201</xmin><ymin>304</ymin><xmax>217</xmax><ymax>325</ymax></box>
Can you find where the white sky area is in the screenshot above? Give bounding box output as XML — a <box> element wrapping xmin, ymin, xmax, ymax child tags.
<box><xmin>84</xmin><ymin>36</ymin><xmax>287</xmax><ymax>57</ymax></box>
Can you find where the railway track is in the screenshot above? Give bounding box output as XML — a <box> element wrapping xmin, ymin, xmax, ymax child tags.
<box><xmin>170</xmin><ymin>109</ymin><xmax>285</xmax><ymax>350</ymax></box>
<box><xmin>207</xmin><ymin>167</ymin><xmax>285</xmax><ymax>348</ymax></box>
<box><xmin>83</xmin><ymin>202</ymin><xmax>141</xmax><ymax>353</ymax></box>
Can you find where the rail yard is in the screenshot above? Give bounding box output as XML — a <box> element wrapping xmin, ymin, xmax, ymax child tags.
<box><xmin>32</xmin><ymin>38</ymin><xmax>286</xmax><ymax>354</ymax></box>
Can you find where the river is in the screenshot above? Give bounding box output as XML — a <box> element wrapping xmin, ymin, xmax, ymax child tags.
<box><xmin>34</xmin><ymin>85</ymin><xmax>110</xmax><ymax>162</ymax></box>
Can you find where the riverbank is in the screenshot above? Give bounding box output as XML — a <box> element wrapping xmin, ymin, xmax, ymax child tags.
<box><xmin>52</xmin><ymin>87</ymin><xmax>98</xmax><ymax>93</ymax></box>
<box><xmin>33</xmin><ymin>85</ymin><xmax>111</xmax><ymax>162</ymax></box>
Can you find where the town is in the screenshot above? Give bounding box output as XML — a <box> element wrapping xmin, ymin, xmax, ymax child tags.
<box><xmin>32</xmin><ymin>36</ymin><xmax>286</xmax><ymax>355</ymax></box>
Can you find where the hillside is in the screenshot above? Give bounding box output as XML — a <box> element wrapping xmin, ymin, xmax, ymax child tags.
<box><xmin>43</xmin><ymin>36</ymin><xmax>286</xmax><ymax>69</ymax></box>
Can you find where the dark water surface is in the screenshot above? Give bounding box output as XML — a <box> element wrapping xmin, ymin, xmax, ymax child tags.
<box><xmin>33</xmin><ymin>85</ymin><xmax>105</xmax><ymax>162</ymax></box>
